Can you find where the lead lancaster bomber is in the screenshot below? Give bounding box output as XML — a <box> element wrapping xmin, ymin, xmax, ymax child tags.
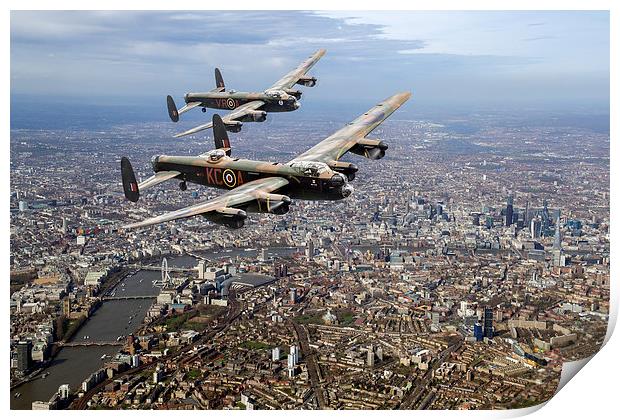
<box><xmin>166</xmin><ymin>49</ymin><xmax>326</xmax><ymax>138</ymax></box>
<box><xmin>121</xmin><ymin>92</ymin><xmax>411</xmax><ymax>230</ymax></box>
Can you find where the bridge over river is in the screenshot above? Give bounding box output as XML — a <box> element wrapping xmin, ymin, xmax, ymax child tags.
<box><xmin>127</xmin><ymin>264</ymin><xmax>195</xmax><ymax>273</ymax></box>
<box><xmin>102</xmin><ymin>295</ymin><xmax>158</xmax><ymax>301</ymax></box>
<box><xmin>60</xmin><ymin>341</ymin><xmax>122</xmax><ymax>347</ymax></box>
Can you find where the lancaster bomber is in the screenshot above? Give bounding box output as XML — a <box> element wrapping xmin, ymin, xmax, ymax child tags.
<box><xmin>166</xmin><ymin>49</ymin><xmax>326</xmax><ymax>138</ymax></box>
<box><xmin>121</xmin><ymin>92</ymin><xmax>411</xmax><ymax>230</ymax></box>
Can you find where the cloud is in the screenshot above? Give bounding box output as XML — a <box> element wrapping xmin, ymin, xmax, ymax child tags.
<box><xmin>10</xmin><ymin>10</ymin><xmax>609</xmax><ymax>109</ymax></box>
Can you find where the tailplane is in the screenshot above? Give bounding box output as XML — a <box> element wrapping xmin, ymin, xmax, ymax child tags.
<box><xmin>121</xmin><ymin>157</ymin><xmax>140</xmax><ymax>202</ymax></box>
<box><xmin>166</xmin><ymin>95</ymin><xmax>179</xmax><ymax>122</ymax></box>
<box><xmin>215</xmin><ymin>68</ymin><xmax>225</xmax><ymax>90</ymax></box>
<box><xmin>212</xmin><ymin>114</ymin><xmax>231</xmax><ymax>156</ymax></box>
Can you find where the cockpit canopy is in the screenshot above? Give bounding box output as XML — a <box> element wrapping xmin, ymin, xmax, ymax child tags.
<box><xmin>265</xmin><ymin>90</ymin><xmax>283</xmax><ymax>98</ymax></box>
<box><xmin>289</xmin><ymin>161</ymin><xmax>331</xmax><ymax>177</ymax></box>
<box><xmin>205</xmin><ymin>149</ymin><xmax>226</xmax><ymax>162</ymax></box>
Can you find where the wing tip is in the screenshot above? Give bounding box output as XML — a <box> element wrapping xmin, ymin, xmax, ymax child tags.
<box><xmin>398</xmin><ymin>91</ymin><xmax>412</xmax><ymax>101</ymax></box>
<box><xmin>386</xmin><ymin>91</ymin><xmax>412</xmax><ymax>106</ymax></box>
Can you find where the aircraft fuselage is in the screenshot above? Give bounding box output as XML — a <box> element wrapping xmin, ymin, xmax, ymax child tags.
<box><xmin>151</xmin><ymin>154</ymin><xmax>353</xmax><ymax>201</ymax></box>
<box><xmin>184</xmin><ymin>91</ymin><xmax>299</xmax><ymax>113</ymax></box>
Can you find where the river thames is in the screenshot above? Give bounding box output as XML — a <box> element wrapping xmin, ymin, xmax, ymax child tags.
<box><xmin>10</xmin><ymin>249</ymin><xmax>301</xmax><ymax>409</ymax></box>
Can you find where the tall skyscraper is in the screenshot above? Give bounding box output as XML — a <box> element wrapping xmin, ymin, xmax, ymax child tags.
<box><xmin>524</xmin><ymin>200</ymin><xmax>530</xmax><ymax>226</ymax></box>
<box><xmin>289</xmin><ymin>345</ymin><xmax>299</xmax><ymax>364</ymax></box>
<box><xmin>16</xmin><ymin>340</ymin><xmax>32</xmax><ymax>372</ymax></box>
<box><xmin>483</xmin><ymin>308</ymin><xmax>494</xmax><ymax>339</ymax></box>
<box><xmin>272</xmin><ymin>347</ymin><xmax>280</xmax><ymax>362</ymax></box>
<box><xmin>289</xmin><ymin>288</ymin><xmax>297</xmax><ymax>305</ymax></box>
<box><xmin>306</xmin><ymin>239</ymin><xmax>314</xmax><ymax>261</ymax></box>
<box><xmin>530</xmin><ymin>218</ymin><xmax>542</xmax><ymax>239</ymax></box>
<box><xmin>541</xmin><ymin>200</ymin><xmax>551</xmax><ymax>233</ymax></box>
<box><xmin>505</xmin><ymin>196</ymin><xmax>514</xmax><ymax>226</ymax></box>
<box><xmin>474</xmin><ymin>322</ymin><xmax>484</xmax><ymax>341</ymax></box>
<box><xmin>196</xmin><ymin>260</ymin><xmax>207</xmax><ymax>279</ymax></box>
<box><xmin>367</xmin><ymin>345</ymin><xmax>375</xmax><ymax>367</ymax></box>
<box><xmin>553</xmin><ymin>215</ymin><xmax>562</xmax><ymax>250</ymax></box>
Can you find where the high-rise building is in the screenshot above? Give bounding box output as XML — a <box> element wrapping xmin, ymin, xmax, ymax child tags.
<box><xmin>289</xmin><ymin>345</ymin><xmax>299</xmax><ymax>365</ymax></box>
<box><xmin>272</xmin><ymin>347</ymin><xmax>280</xmax><ymax>362</ymax></box>
<box><xmin>196</xmin><ymin>260</ymin><xmax>207</xmax><ymax>280</ymax></box>
<box><xmin>553</xmin><ymin>215</ymin><xmax>562</xmax><ymax>250</ymax></box>
<box><xmin>153</xmin><ymin>366</ymin><xmax>163</xmax><ymax>384</ymax></box>
<box><xmin>16</xmin><ymin>340</ymin><xmax>32</xmax><ymax>372</ymax></box>
<box><xmin>367</xmin><ymin>345</ymin><xmax>375</xmax><ymax>367</ymax></box>
<box><xmin>530</xmin><ymin>218</ymin><xmax>542</xmax><ymax>239</ymax></box>
<box><xmin>542</xmin><ymin>200</ymin><xmax>551</xmax><ymax>233</ymax></box>
<box><xmin>58</xmin><ymin>384</ymin><xmax>70</xmax><ymax>400</ymax></box>
<box><xmin>306</xmin><ymin>239</ymin><xmax>314</xmax><ymax>261</ymax></box>
<box><xmin>287</xmin><ymin>354</ymin><xmax>295</xmax><ymax>370</ymax></box>
<box><xmin>505</xmin><ymin>196</ymin><xmax>514</xmax><ymax>226</ymax></box>
<box><xmin>524</xmin><ymin>200</ymin><xmax>530</xmax><ymax>226</ymax></box>
<box><xmin>289</xmin><ymin>288</ymin><xmax>297</xmax><ymax>305</ymax></box>
<box><xmin>474</xmin><ymin>323</ymin><xmax>484</xmax><ymax>341</ymax></box>
<box><xmin>552</xmin><ymin>249</ymin><xmax>566</xmax><ymax>267</ymax></box>
<box><xmin>483</xmin><ymin>308</ymin><xmax>494</xmax><ymax>339</ymax></box>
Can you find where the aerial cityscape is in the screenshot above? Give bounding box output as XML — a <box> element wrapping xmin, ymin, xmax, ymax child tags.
<box><xmin>9</xmin><ymin>10</ymin><xmax>610</xmax><ymax>411</ymax></box>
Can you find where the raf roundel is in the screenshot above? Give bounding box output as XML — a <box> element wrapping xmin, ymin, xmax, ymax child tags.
<box><xmin>222</xmin><ymin>169</ymin><xmax>237</xmax><ymax>188</ymax></box>
<box><xmin>227</xmin><ymin>98</ymin><xmax>236</xmax><ymax>109</ymax></box>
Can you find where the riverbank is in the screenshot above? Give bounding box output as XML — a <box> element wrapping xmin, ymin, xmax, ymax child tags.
<box><xmin>10</xmin><ymin>261</ymin><xmax>167</xmax><ymax>409</ymax></box>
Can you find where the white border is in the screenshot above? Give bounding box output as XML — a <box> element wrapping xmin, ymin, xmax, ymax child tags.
<box><xmin>3</xmin><ymin>1</ymin><xmax>616</xmax><ymax>419</ymax></box>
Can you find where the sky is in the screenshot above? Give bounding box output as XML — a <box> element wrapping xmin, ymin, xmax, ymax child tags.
<box><xmin>10</xmin><ymin>10</ymin><xmax>610</xmax><ymax>112</ymax></box>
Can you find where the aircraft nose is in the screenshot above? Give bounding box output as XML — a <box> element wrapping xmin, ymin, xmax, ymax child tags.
<box><xmin>329</xmin><ymin>173</ymin><xmax>346</xmax><ymax>187</ymax></box>
<box><xmin>294</xmin><ymin>101</ymin><xmax>301</xmax><ymax>109</ymax></box>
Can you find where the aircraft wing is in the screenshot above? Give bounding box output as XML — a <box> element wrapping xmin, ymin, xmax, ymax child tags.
<box><xmin>288</xmin><ymin>92</ymin><xmax>411</xmax><ymax>164</ymax></box>
<box><xmin>122</xmin><ymin>176</ymin><xmax>289</xmax><ymax>229</ymax></box>
<box><xmin>173</xmin><ymin>100</ymin><xmax>265</xmax><ymax>138</ymax></box>
<box><xmin>268</xmin><ymin>49</ymin><xmax>326</xmax><ymax>91</ymax></box>
<box><xmin>138</xmin><ymin>170</ymin><xmax>181</xmax><ymax>191</ymax></box>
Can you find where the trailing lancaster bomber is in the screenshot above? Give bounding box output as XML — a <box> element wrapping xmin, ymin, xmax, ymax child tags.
<box><xmin>167</xmin><ymin>49</ymin><xmax>326</xmax><ymax>137</ymax></box>
<box><xmin>121</xmin><ymin>92</ymin><xmax>411</xmax><ymax>230</ymax></box>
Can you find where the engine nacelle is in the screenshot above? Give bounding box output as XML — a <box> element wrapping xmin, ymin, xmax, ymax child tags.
<box><xmin>284</xmin><ymin>89</ymin><xmax>303</xmax><ymax>100</ymax></box>
<box><xmin>246</xmin><ymin>194</ymin><xmax>292</xmax><ymax>215</ymax></box>
<box><xmin>241</xmin><ymin>110</ymin><xmax>267</xmax><ymax>122</ymax></box>
<box><xmin>349</xmin><ymin>138</ymin><xmax>388</xmax><ymax>160</ymax></box>
<box><xmin>296</xmin><ymin>75</ymin><xmax>317</xmax><ymax>87</ymax></box>
<box><xmin>224</xmin><ymin>121</ymin><xmax>243</xmax><ymax>133</ymax></box>
<box><xmin>328</xmin><ymin>160</ymin><xmax>359</xmax><ymax>181</ymax></box>
<box><xmin>203</xmin><ymin>208</ymin><xmax>247</xmax><ymax>229</ymax></box>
